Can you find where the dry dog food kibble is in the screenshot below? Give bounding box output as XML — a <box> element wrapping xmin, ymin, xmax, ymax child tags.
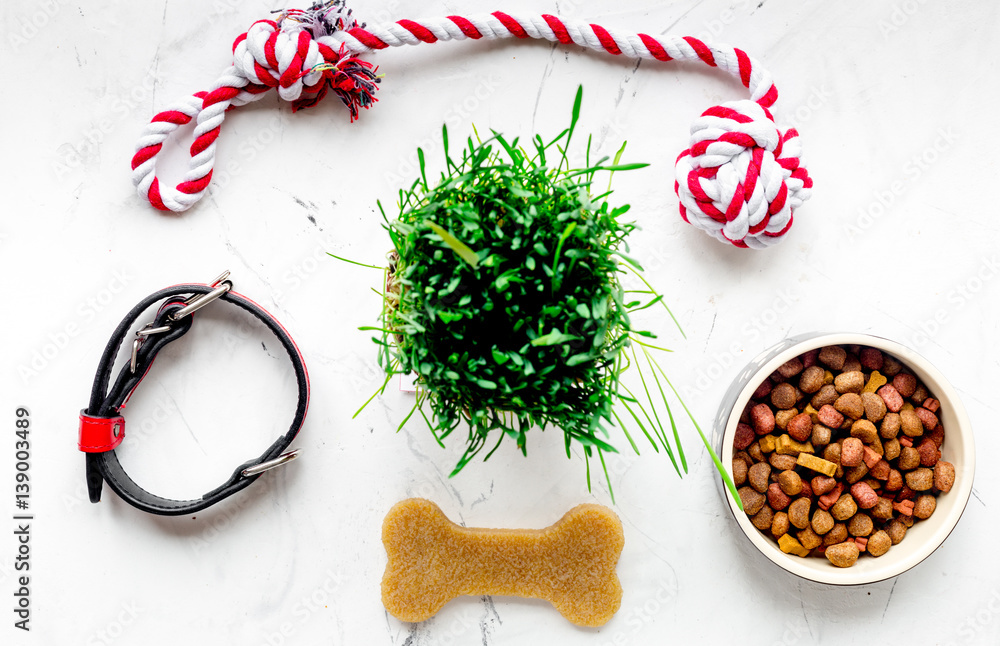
<box><xmin>733</xmin><ymin>344</ymin><xmax>956</xmax><ymax>568</ymax></box>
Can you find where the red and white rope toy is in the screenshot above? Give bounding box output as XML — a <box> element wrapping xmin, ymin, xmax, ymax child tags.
<box><xmin>132</xmin><ymin>0</ymin><xmax>812</xmax><ymax>249</ymax></box>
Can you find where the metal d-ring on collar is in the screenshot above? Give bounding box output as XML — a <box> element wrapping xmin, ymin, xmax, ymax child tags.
<box><xmin>79</xmin><ymin>271</ymin><xmax>310</xmax><ymax>516</ymax></box>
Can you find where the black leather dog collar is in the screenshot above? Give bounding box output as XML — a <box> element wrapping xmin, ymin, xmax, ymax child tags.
<box><xmin>79</xmin><ymin>271</ymin><xmax>309</xmax><ymax>516</ymax></box>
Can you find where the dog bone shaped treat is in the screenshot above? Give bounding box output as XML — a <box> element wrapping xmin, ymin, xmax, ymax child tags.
<box><xmin>381</xmin><ymin>498</ymin><xmax>625</xmax><ymax>627</ymax></box>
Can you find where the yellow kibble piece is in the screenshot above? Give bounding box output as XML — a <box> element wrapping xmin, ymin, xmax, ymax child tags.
<box><xmin>803</xmin><ymin>403</ymin><xmax>819</xmax><ymax>422</ymax></box>
<box><xmin>778</xmin><ymin>533</ymin><xmax>810</xmax><ymax>557</ymax></box>
<box><xmin>823</xmin><ymin>370</ymin><xmax>835</xmax><ymax>385</ymax></box>
<box><xmin>758</xmin><ymin>435</ymin><xmax>777</xmax><ymax>453</ymax></box>
<box><xmin>775</xmin><ymin>435</ymin><xmax>814</xmax><ymax>456</ymax></box>
<box><xmin>863</xmin><ymin>370</ymin><xmax>887</xmax><ymax>394</ymax></box>
<box><xmin>797</xmin><ymin>453</ymin><xmax>838</xmax><ymax>477</ymax></box>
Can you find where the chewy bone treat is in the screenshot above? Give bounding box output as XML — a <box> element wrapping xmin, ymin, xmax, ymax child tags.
<box><xmin>381</xmin><ymin>498</ymin><xmax>625</xmax><ymax>627</ymax></box>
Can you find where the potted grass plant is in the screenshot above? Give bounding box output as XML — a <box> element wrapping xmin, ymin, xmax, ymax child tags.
<box><xmin>344</xmin><ymin>87</ymin><xmax>737</xmax><ymax>501</ymax></box>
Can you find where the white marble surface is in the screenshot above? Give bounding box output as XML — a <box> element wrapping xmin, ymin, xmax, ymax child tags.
<box><xmin>3</xmin><ymin>0</ymin><xmax>1000</xmax><ymax>644</ymax></box>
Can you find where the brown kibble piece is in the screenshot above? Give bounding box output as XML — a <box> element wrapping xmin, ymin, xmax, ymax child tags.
<box><xmin>841</xmin><ymin>438</ymin><xmax>864</xmax><ymax>467</ymax></box>
<box><xmin>811</xmin><ymin>424</ymin><xmax>832</xmax><ymax>447</ymax></box>
<box><xmin>867</xmin><ymin>530</ymin><xmax>892</xmax><ymax>557</ymax></box>
<box><xmin>871</xmin><ymin>498</ymin><xmax>894</xmax><ymax>521</ymax></box>
<box><xmin>818</xmin><ymin>346</ymin><xmax>847</xmax><ymax>370</ymax></box>
<box><xmin>880</xmin><ymin>413</ymin><xmax>901</xmax><ymax>439</ymax></box>
<box><xmin>380</xmin><ymin>499</ymin><xmax>624</xmax><ymax>627</ymax></box>
<box><xmin>898</xmin><ymin>447</ymin><xmax>920</xmax><ymax>471</ymax></box>
<box><xmin>811</xmin><ymin>384</ymin><xmax>838</xmax><ymax>409</ymax></box>
<box><xmin>934</xmin><ymin>461</ymin><xmax>956</xmax><ymax>493</ymax></box>
<box><xmin>811</xmin><ymin>509</ymin><xmax>835</xmax><ymax>535</ymax></box>
<box><xmin>797</xmin><ymin>527</ymin><xmax>822</xmax><ymax>550</ymax></box>
<box><xmin>748</xmin><ymin>462</ymin><xmax>771</xmax><ymax>493</ymax></box>
<box><xmin>748</xmin><ymin>442</ymin><xmax>764</xmax><ymax>462</ymax></box>
<box><xmin>788</xmin><ymin>498</ymin><xmax>812</xmax><ymax>529</ymax></box>
<box><xmin>751</xmin><ymin>404</ymin><xmax>775</xmax><ymax>435</ymax></box>
<box><xmin>825</xmin><ymin>541</ymin><xmax>860</xmax><ymax>568</ymax></box>
<box><xmin>770</xmin><ymin>453</ymin><xmax>798</xmax><ymax>471</ymax></box>
<box><xmin>771</xmin><ymin>511</ymin><xmax>790</xmax><ymax>538</ymax></box>
<box><xmin>752</xmin><ymin>506</ymin><xmax>775</xmax><ymax>531</ymax></box>
<box><xmin>844</xmin><ymin>464</ymin><xmax>869</xmax><ymax>485</ymax></box>
<box><xmin>885</xmin><ymin>469</ymin><xmax>903</xmax><ymax>492</ymax></box>
<box><xmin>900</xmin><ymin>409</ymin><xmax>924</xmax><ymax>437</ymax></box>
<box><xmin>738</xmin><ymin>487</ymin><xmax>766</xmax><ymax>515</ymax></box>
<box><xmin>778</xmin><ymin>470</ymin><xmax>803</xmax><ymax>496</ymax></box>
<box><xmin>811</xmin><ymin>476</ymin><xmax>836</xmax><ymax>496</ymax></box>
<box><xmin>848</xmin><ymin>513</ymin><xmax>874</xmax><ymax>537</ymax></box>
<box><xmin>834</xmin><ymin>371</ymin><xmax>865</xmax><ymax>394</ymax></box>
<box><xmin>732</xmin><ymin>459</ymin><xmax>748</xmax><ymax>486</ymax></box>
<box><xmin>861</xmin><ymin>392</ymin><xmax>887</xmax><ymax>423</ymax></box>
<box><xmin>893</xmin><ymin>373</ymin><xmax>917</xmax><ymax>398</ymax></box>
<box><xmin>823</xmin><ymin>523</ymin><xmax>849</xmax><ymax>546</ymax></box>
<box><xmin>878</xmin><ymin>385</ymin><xmax>904</xmax><ymax>413</ymax></box>
<box><xmin>787</xmin><ymin>414</ymin><xmax>813</xmax><ymax>443</ymax></box>
<box><xmin>882</xmin><ymin>355</ymin><xmax>903</xmax><ymax>377</ymax></box>
<box><xmin>834</xmin><ymin>393</ymin><xmax>864</xmax><ymax>419</ymax></box>
<box><xmin>851</xmin><ymin>419</ymin><xmax>880</xmax><ymax>445</ymax></box>
<box><xmin>778</xmin><ymin>358</ymin><xmax>805</xmax><ymax>379</ymax></box>
<box><xmin>913</xmin><ymin>495</ymin><xmax>937</xmax><ymax>519</ymax></box>
<box><xmin>883</xmin><ymin>438</ymin><xmax>901</xmax><ymax>461</ymax></box>
<box><xmin>771</xmin><ymin>383</ymin><xmax>799</xmax><ymax>410</ymax></box>
<box><xmin>905</xmin><ymin>468</ymin><xmax>934</xmax><ymax>491</ymax></box>
<box><xmin>885</xmin><ymin>519</ymin><xmax>907</xmax><ymax>544</ymax></box>
<box><xmin>767</xmin><ymin>483</ymin><xmax>792</xmax><ymax>511</ymax></box>
<box><xmin>799</xmin><ymin>366</ymin><xmax>825</xmax><ymax>394</ymax></box>
<box><xmin>831</xmin><ymin>494</ymin><xmax>858</xmax><ymax>521</ymax></box>
<box><xmin>774</xmin><ymin>408</ymin><xmax>798</xmax><ymax>431</ymax></box>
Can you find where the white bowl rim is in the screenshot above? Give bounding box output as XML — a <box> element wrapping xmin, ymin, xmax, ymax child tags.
<box><xmin>720</xmin><ymin>332</ymin><xmax>976</xmax><ymax>585</ymax></box>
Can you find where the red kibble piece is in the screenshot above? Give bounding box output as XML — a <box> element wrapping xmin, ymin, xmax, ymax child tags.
<box><xmin>750</xmin><ymin>404</ymin><xmax>775</xmax><ymax>435</ymax></box>
<box><xmin>855</xmin><ymin>536</ymin><xmax>869</xmax><ymax>552</ymax></box>
<box><xmin>922</xmin><ymin>398</ymin><xmax>940</xmax><ymax>413</ymax></box>
<box><xmin>817</xmin><ymin>405</ymin><xmax>845</xmax><ymax>428</ymax></box>
<box><xmin>841</xmin><ymin>437</ymin><xmax>864</xmax><ymax>467</ymax></box>
<box><xmin>917</xmin><ymin>438</ymin><xmax>941</xmax><ymax>467</ymax></box>
<box><xmin>734</xmin><ymin>423</ymin><xmax>755</xmax><ymax>450</ymax></box>
<box><xmin>893</xmin><ymin>500</ymin><xmax>915</xmax><ymax>516</ymax></box>
<box><xmin>752</xmin><ymin>380</ymin><xmax>773</xmax><ymax>399</ymax></box>
<box><xmin>898</xmin><ymin>436</ymin><xmax>913</xmax><ymax>448</ymax></box>
<box><xmin>802</xmin><ymin>349</ymin><xmax>819</xmax><ymax>368</ymax></box>
<box><xmin>767</xmin><ymin>483</ymin><xmax>791</xmax><ymax>510</ymax></box>
<box><xmin>915</xmin><ymin>407</ymin><xmax>938</xmax><ymax>431</ymax></box>
<box><xmin>862</xmin><ymin>446</ymin><xmax>882</xmax><ymax>469</ymax></box>
<box><xmin>893</xmin><ymin>373</ymin><xmax>917</xmax><ymax>398</ymax></box>
<box><xmin>851</xmin><ymin>482</ymin><xmax>879</xmax><ymax>509</ymax></box>
<box><xmin>817</xmin><ymin>483</ymin><xmax>844</xmax><ymax>511</ymax></box>
<box><xmin>859</xmin><ymin>348</ymin><xmax>884</xmax><ymax>370</ymax></box>
<box><xmin>926</xmin><ymin>425</ymin><xmax>945</xmax><ymax>448</ymax></box>
<box><xmin>870</xmin><ymin>459</ymin><xmax>891</xmax><ymax>481</ymax></box>
<box><xmin>787</xmin><ymin>413</ymin><xmax>813</xmax><ymax>442</ymax></box>
<box><xmin>799</xmin><ymin>480</ymin><xmax>814</xmax><ymax>500</ymax></box>
<box><xmin>897</xmin><ymin>486</ymin><xmax>916</xmax><ymax>501</ymax></box>
<box><xmin>877</xmin><ymin>385</ymin><xmax>904</xmax><ymax>413</ymax></box>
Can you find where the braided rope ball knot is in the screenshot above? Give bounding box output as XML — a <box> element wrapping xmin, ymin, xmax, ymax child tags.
<box><xmin>675</xmin><ymin>100</ymin><xmax>812</xmax><ymax>249</ymax></box>
<box><xmin>233</xmin><ymin>20</ymin><xmax>327</xmax><ymax>104</ymax></box>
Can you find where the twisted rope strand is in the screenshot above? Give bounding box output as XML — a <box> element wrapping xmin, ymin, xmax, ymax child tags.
<box><xmin>131</xmin><ymin>5</ymin><xmax>812</xmax><ymax>248</ymax></box>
